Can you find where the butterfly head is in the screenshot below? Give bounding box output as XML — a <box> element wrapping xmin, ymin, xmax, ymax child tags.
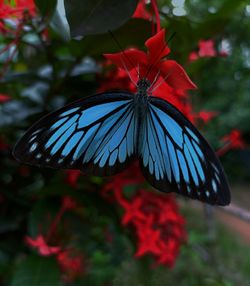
<box><xmin>137</xmin><ymin>78</ymin><xmax>151</xmax><ymax>96</ymax></box>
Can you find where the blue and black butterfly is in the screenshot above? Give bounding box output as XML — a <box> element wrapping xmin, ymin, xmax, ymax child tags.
<box><xmin>13</xmin><ymin>78</ymin><xmax>230</xmax><ymax>205</ymax></box>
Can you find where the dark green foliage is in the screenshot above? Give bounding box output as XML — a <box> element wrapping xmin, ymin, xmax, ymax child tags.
<box><xmin>64</xmin><ymin>0</ymin><xmax>138</xmax><ymax>37</ymax></box>
<box><xmin>34</xmin><ymin>0</ymin><xmax>57</xmax><ymax>18</ymax></box>
<box><xmin>11</xmin><ymin>256</ymin><xmax>62</xmax><ymax>286</ymax></box>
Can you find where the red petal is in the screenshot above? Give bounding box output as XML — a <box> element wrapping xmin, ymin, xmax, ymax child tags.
<box><xmin>160</xmin><ymin>60</ymin><xmax>197</xmax><ymax>90</ymax></box>
<box><xmin>0</xmin><ymin>94</ymin><xmax>11</xmax><ymax>103</ymax></box>
<box><xmin>133</xmin><ymin>1</ymin><xmax>151</xmax><ymax>20</ymax></box>
<box><xmin>198</xmin><ymin>39</ymin><xmax>216</xmax><ymax>57</ymax></box>
<box><xmin>188</xmin><ymin>51</ymin><xmax>199</xmax><ymax>62</ymax></box>
<box><xmin>145</xmin><ymin>29</ymin><xmax>170</xmax><ymax>63</ymax></box>
<box><xmin>104</xmin><ymin>49</ymin><xmax>147</xmax><ymax>71</ymax></box>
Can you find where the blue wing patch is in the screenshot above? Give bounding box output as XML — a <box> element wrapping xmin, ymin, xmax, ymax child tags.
<box><xmin>139</xmin><ymin>96</ymin><xmax>230</xmax><ymax>205</ymax></box>
<box><xmin>13</xmin><ymin>92</ymin><xmax>137</xmax><ymax>175</ymax></box>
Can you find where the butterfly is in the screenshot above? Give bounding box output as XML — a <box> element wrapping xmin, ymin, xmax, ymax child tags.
<box><xmin>13</xmin><ymin>77</ymin><xmax>230</xmax><ymax>206</ymax></box>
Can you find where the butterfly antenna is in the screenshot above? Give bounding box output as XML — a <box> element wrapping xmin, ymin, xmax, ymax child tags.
<box><xmin>108</xmin><ymin>30</ymin><xmax>140</xmax><ymax>82</ymax></box>
<box><xmin>149</xmin><ymin>71</ymin><xmax>173</xmax><ymax>93</ymax></box>
<box><xmin>149</xmin><ymin>70</ymin><xmax>161</xmax><ymax>90</ymax></box>
<box><xmin>120</xmin><ymin>56</ymin><xmax>137</xmax><ymax>87</ymax></box>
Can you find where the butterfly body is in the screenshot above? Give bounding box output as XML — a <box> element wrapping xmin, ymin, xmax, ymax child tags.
<box><xmin>13</xmin><ymin>78</ymin><xmax>230</xmax><ymax>206</ymax></box>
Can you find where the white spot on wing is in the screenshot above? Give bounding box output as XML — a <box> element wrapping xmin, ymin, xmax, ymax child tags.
<box><xmin>30</xmin><ymin>142</ymin><xmax>38</xmax><ymax>152</ymax></box>
<box><xmin>36</xmin><ymin>153</ymin><xmax>42</xmax><ymax>159</ymax></box>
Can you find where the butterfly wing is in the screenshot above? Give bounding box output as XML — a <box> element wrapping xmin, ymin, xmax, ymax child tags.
<box><xmin>13</xmin><ymin>92</ymin><xmax>138</xmax><ymax>176</ymax></box>
<box><xmin>139</xmin><ymin>96</ymin><xmax>230</xmax><ymax>206</ymax></box>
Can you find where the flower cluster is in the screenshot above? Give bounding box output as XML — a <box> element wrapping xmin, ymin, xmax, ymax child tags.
<box><xmin>57</xmin><ymin>250</ymin><xmax>85</xmax><ymax>283</ymax></box>
<box><xmin>217</xmin><ymin>129</ymin><xmax>246</xmax><ymax>157</ymax></box>
<box><xmin>26</xmin><ymin>234</ymin><xmax>85</xmax><ymax>283</ymax></box>
<box><xmin>25</xmin><ymin>195</ymin><xmax>85</xmax><ymax>283</ymax></box>
<box><xmin>0</xmin><ymin>0</ymin><xmax>35</xmax><ymax>22</ymax></box>
<box><xmin>105</xmin><ymin>29</ymin><xmax>196</xmax><ymax>93</ymax></box>
<box><xmin>102</xmin><ymin>166</ymin><xmax>186</xmax><ymax>267</ymax></box>
<box><xmin>189</xmin><ymin>39</ymin><xmax>228</xmax><ymax>62</ymax></box>
<box><xmin>0</xmin><ymin>0</ymin><xmax>36</xmax><ymax>78</ymax></box>
<box><xmin>102</xmin><ymin>29</ymin><xmax>197</xmax><ymax>124</ymax></box>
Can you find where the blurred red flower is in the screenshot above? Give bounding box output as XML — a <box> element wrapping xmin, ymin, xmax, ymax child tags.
<box><xmin>62</xmin><ymin>196</ymin><xmax>77</xmax><ymax>210</ymax></box>
<box><xmin>135</xmin><ymin>218</ymin><xmax>162</xmax><ymax>256</ymax></box>
<box><xmin>122</xmin><ymin>190</ymin><xmax>186</xmax><ymax>267</ymax></box>
<box><xmin>0</xmin><ymin>94</ymin><xmax>11</xmax><ymax>103</ymax></box>
<box><xmin>196</xmin><ymin>110</ymin><xmax>218</xmax><ymax>123</ymax></box>
<box><xmin>25</xmin><ymin>235</ymin><xmax>61</xmax><ymax>256</ymax></box>
<box><xmin>222</xmin><ymin>129</ymin><xmax>246</xmax><ymax>149</ymax></box>
<box><xmin>121</xmin><ymin>196</ymin><xmax>146</xmax><ymax>225</ymax></box>
<box><xmin>0</xmin><ymin>0</ymin><xmax>35</xmax><ymax>19</ymax></box>
<box><xmin>188</xmin><ymin>51</ymin><xmax>199</xmax><ymax>62</ymax></box>
<box><xmin>189</xmin><ymin>39</ymin><xmax>222</xmax><ymax>62</ymax></box>
<box><xmin>103</xmin><ymin>169</ymin><xmax>186</xmax><ymax>268</ymax></box>
<box><xmin>98</xmin><ymin>68</ymin><xmax>136</xmax><ymax>93</ymax></box>
<box><xmin>57</xmin><ymin>250</ymin><xmax>85</xmax><ymax>283</ymax></box>
<box><xmin>198</xmin><ymin>39</ymin><xmax>216</xmax><ymax>57</ymax></box>
<box><xmin>65</xmin><ymin>170</ymin><xmax>81</xmax><ymax>188</ymax></box>
<box><xmin>217</xmin><ymin>129</ymin><xmax>246</xmax><ymax>157</ymax></box>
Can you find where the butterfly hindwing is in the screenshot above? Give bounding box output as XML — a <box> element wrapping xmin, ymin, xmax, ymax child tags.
<box><xmin>13</xmin><ymin>92</ymin><xmax>137</xmax><ymax>175</ymax></box>
<box><xmin>139</xmin><ymin>96</ymin><xmax>230</xmax><ymax>206</ymax></box>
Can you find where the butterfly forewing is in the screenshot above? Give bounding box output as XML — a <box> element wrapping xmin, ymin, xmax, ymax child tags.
<box><xmin>139</xmin><ymin>96</ymin><xmax>230</xmax><ymax>206</ymax></box>
<box><xmin>13</xmin><ymin>92</ymin><xmax>138</xmax><ymax>175</ymax></box>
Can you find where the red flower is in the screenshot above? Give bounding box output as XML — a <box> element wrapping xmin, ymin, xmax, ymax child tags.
<box><xmin>157</xmin><ymin>238</ymin><xmax>180</xmax><ymax>267</ymax></box>
<box><xmin>198</xmin><ymin>39</ymin><xmax>216</xmax><ymax>57</ymax></box>
<box><xmin>133</xmin><ymin>0</ymin><xmax>152</xmax><ymax>20</ymax></box>
<box><xmin>62</xmin><ymin>196</ymin><xmax>77</xmax><ymax>210</ymax></box>
<box><xmin>121</xmin><ymin>196</ymin><xmax>146</xmax><ymax>225</ymax></box>
<box><xmin>135</xmin><ymin>225</ymin><xmax>162</xmax><ymax>257</ymax></box>
<box><xmin>196</xmin><ymin>110</ymin><xmax>218</xmax><ymax>123</ymax></box>
<box><xmin>1</xmin><ymin>0</ymin><xmax>35</xmax><ymax>17</ymax></box>
<box><xmin>0</xmin><ymin>94</ymin><xmax>11</xmax><ymax>103</ymax></box>
<box><xmin>104</xmin><ymin>183</ymin><xmax>186</xmax><ymax>267</ymax></box>
<box><xmin>222</xmin><ymin>129</ymin><xmax>246</xmax><ymax>149</ymax></box>
<box><xmin>217</xmin><ymin>129</ymin><xmax>246</xmax><ymax>157</ymax></box>
<box><xmin>219</xmin><ymin>50</ymin><xmax>229</xmax><ymax>57</ymax></box>
<box><xmin>65</xmin><ymin>170</ymin><xmax>81</xmax><ymax>188</ymax></box>
<box><xmin>57</xmin><ymin>250</ymin><xmax>85</xmax><ymax>283</ymax></box>
<box><xmin>25</xmin><ymin>235</ymin><xmax>61</xmax><ymax>256</ymax></box>
<box><xmin>188</xmin><ymin>51</ymin><xmax>199</xmax><ymax>62</ymax></box>
<box><xmin>98</xmin><ymin>68</ymin><xmax>135</xmax><ymax>93</ymax></box>
<box><xmin>104</xmin><ymin>29</ymin><xmax>196</xmax><ymax>94</ymax></box>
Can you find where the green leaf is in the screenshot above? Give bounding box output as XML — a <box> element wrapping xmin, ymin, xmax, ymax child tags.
<box><xmin>34</xmin><ymin>0</ymin><xmax>57</xmax><ymax>18</ymax></box>
<box><xmin>28</xmin><ymin>199</ymin><xmax>60</xmax><ymax>237</ymax></box>
<box><xmin>11</xmin><ymin>256</ymin><xmax>62</xmax><ymax>286</ymax></box>
<box><xmin>64</xmin><ymin>0</ymin><xmax>138</xmax><ymax>37</ymax></box>
<box><xmin>68</xmin><ymin>19</ymin><xmax>151</xmax><ymax>57</ymax></box>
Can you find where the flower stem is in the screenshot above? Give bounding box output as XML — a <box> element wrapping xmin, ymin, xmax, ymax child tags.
<box><xmin>46</xmin><ymin>205</ymin><xmax>66</xmax><ymax>242</ymax></box>
<box><xmin>216</xmin><ymin>143</ymin><xmax>231</xmax><ymax>157</ymax></box>
<box><xmin>151</xmin><ymin>0</ymin><xmax>161</xmax><ymax>33</ymax></box>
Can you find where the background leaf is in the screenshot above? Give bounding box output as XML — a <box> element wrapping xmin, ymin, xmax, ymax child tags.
<box><xmin>34</xmin><ymin>0</ymin><xmax>57</xmax><ymax>18</ymax></box>
<box><xmin>11</xmin><ymin>256</ymin><xmax>62</xmax><ymax>286</ymax></box>
<box><xmin>64</xmin><ymin>0</ymin><xmax>138</xmax><ymax>37</ymax></box>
